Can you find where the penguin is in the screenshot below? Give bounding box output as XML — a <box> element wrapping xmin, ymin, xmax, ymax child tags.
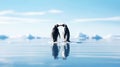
<box><xmin>51</xmin><ymin>24</ymin><xmax>60</xmax><ymax>42</ymax></box>
<box><xmin>62</xmin><ymin>24</ymin><xmax>70</xmax><ymax>42</ymax></box>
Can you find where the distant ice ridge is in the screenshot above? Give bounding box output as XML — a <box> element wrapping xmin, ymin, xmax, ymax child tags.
<box><xmin>17</xmin><ymin>34</ymin><xmax>41</xmax><ymax>40</ymax></box>
<box><xmin>8</xmin><ymin>34</ymin><xmax>41</xmax><ymax>40</ymax></box>
<box><xmin>75</xmin><ymin>33</ymin><xmax>103</xmax><ymax>41</ymax></box>
<box><xmin>0</xmin><ymin>33</ymin><xmax>120</xmax><ymax>41</ymax></box>
<box><xmin>75</xmin><ymin>33</ymin><xmax>120</xmax><ymax>42</ymax></box>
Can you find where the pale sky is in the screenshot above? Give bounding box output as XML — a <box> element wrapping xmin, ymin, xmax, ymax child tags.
<box><xmin>0</xmin><ymin>0</ymin><xmax>120</xmax><ymax>37</ymax></box>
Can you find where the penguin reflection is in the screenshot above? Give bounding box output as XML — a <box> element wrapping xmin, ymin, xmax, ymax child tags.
<box><xmin>62</xmin><ymin>43</ymin><xmax>70</xmax><ymax>60</ymax></box>
<box><xmin>52</xmin><ymin>43</ymin><xmax>59</xmax><ymax>59</ymax></box>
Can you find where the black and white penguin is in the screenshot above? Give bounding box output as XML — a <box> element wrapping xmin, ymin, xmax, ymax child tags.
<box><xmin>51</xmin><ymin>24</ymin><xmax>60</xmax><ymax>42</ymax></box>
<box><xmin>62</xmin><ymin>24</ymin><xmax>70</xmax><ymax>42</ymax></box>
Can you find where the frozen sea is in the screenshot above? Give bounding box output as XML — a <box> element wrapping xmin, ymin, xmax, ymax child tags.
<box><xmin>0</xmin><ymin>38</ymin><xmax>120</xmax><ymax>67</ymax></box>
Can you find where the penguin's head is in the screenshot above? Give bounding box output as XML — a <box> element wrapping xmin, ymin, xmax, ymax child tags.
<box><xmin>54</xmin><ymin>24</ymin><xmax>59</xmax><ymax>27</ymax></box>
<box><xmin>62</xmin><ymin>24</ymin><xmax>67</xmax><ymax>28</ymax></box>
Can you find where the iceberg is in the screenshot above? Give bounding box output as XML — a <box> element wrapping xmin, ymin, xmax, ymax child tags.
<box><xmin>92</xmin><ymin>35</ymin><xmax>102</xmax><ymax>40</ymax></box>
<box><xmin>26</xmin><ymin>34</ymin><xmax>35</xmax><ymax>40</ymax></box>
<box><xmin>0</xmin><ymin>35</ymin><xmax>8</xmax><ymax>40</ymax></box>
<box><xmin>77</xmin><ymin>33</ymin><xmax>89</xmax><ymax>41</ymax></box>
<box><xmin>26</xmin><ymin>34</ymin><xmax>41</xmax><ymax>40</ymax></box>
<box><xmin>36</xmin><ymin>36</ymin><xmax>41</xmax><ymax>39</ymax></box>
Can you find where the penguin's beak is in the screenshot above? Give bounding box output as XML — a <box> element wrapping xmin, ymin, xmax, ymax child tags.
<box><xmin>59</xmin><ymin>25</ymin><xmax>63</xmax><ymax>26</ymax></box>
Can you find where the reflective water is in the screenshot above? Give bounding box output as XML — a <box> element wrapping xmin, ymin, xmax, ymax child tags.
<box><xmin>0</xmin><ymin>39</ymin><xmax>120</xmax><ymax>67</ymax></box>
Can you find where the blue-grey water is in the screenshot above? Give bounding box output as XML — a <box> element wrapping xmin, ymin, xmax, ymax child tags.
<box><xmin>0</xmin><ymin>38</ymin><xmax>120</xmax><ymax>67</ymax></box>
